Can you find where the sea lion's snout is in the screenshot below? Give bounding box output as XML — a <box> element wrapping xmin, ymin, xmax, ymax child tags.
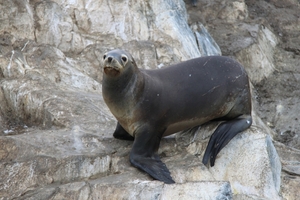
<box><xmin>103</xmin><ymin>50</ymin><xmax>130</xmax><ymax>76</ymax></box>
<box><xmin>103</xmin><ymin>50</ymin><xmax>128</xmax><ymax>65</ymax></box>
<box><xmin>103</xmin><ymin>53</ymin><xmax>116</xmax><ymax>65</ymax></box>
<box><xmin>106</xmin><ymin>56</ymin><xmax>113</xmax><ymax>63</ymax></box>
<box><xmin>103</xmin><ymin>55</ymin><xmax>120</xmax><ymax>76</ymax></box>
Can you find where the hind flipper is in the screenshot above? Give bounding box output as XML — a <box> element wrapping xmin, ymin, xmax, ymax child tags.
<box><xmin>202</xmin><ymin>115</ymin><xmax>252</xmax><ymax>166</ymax></box>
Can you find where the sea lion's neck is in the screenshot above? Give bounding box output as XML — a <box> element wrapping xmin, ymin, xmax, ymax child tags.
<box><xmin>102</xmin><ymin>67</ymin><xmax>144</xmax><ymax>102</ymax></box>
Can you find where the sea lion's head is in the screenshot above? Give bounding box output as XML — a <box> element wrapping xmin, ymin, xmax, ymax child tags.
<box><xmin>102</xmin><ymin>49</ymin><xmax>136</xmax><ymax>77</ymax></box>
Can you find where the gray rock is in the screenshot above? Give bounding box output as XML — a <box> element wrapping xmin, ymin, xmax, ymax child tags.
<box><xmin>191</xmin><ymin>23</ymin><xmax>222</xmax><ymax>56</ymax></box>
<box><xmin>0</xmin><ymin>0</ymin><xmax>35</xmax><ymax>42</ymax></box>
<box><xmin>20</xmin><ymin>174</ymin><xmax>232</xmax><ymax>199</ymax></box>
<box><xmin>0</xmin><ymin>0</ymin><xmax>294</xmax><ymax>199</ymax></box>
<box><xmin>174</xmin><ymin>122</ymin><xmax>281</xmax><ymax>199</ymax></box>
<box><xmin>0</xmin><ymin>124</ymin><xmax>281</xmax><ymax>199</ymax></box>
<box><xmin>274</xmin><ymin>142</ymin><xmax>300</xmax><ymax>199</ymax></box>
<box><xmin>235</xmin><ymin>25</ymin><xmax>279</xmax><ymax>83</ymax></box>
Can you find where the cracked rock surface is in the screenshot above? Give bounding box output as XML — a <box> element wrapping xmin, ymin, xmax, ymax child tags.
<box><xmin>0</xmin><ymin>0</ymin><xmax>299</xmax><ymax>199</ymax></box>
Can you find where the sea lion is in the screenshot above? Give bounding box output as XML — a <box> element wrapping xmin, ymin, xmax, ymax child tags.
<box><xmin>102</xmin><ymin>49</ymin><xmax>252</xmax><ymax>184</ymax></box>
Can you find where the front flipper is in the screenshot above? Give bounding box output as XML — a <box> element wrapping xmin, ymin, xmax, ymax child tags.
<box><xmin>113</xmin><ymin>122</ymin><xmax>134</xmax><ymax>141</ymax></box>
<box><xmin>129</xmin><ymin>126</ymin><xmax>175</xmax><ymax>184</ymax></box>
<box><xmin>202</xmin><ymin>115</ymin><xmax>252</xmax><ymax>167</ymax></box>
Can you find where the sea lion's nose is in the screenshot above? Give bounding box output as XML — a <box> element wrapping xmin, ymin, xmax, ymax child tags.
<box><xmin>107</xmin><ymin>56</ymin><xmax>113</xmax><ymax>63</ymax></box>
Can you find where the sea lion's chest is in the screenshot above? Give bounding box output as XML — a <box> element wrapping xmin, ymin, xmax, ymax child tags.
<box><xmin>104</xmin><ymin>95</ymin><xmax>140</xmax><ymax>136</ymax></box>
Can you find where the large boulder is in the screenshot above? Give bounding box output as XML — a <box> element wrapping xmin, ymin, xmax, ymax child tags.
<box><xmin>2</xmin><ymin>0</ymin><xmax>297</xmax><ymax>199</ymax></box>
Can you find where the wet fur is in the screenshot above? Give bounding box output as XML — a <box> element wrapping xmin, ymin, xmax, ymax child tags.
<box><xmin>102</xmin><ymin>49</ymin><xmax>252</xmax><ymax>184</ymax></box>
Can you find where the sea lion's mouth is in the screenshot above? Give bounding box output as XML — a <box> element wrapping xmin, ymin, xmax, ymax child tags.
<box><xmin>104</xmin><ymin>66</ymin><xmax>120</xmax><ymax>76</ymax></box>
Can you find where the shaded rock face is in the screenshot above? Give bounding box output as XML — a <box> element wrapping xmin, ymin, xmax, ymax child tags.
<box><xmin>0</xmin><ymin>0</ymin><xmax>298</xmax><ymax>199</ymax></box>
<box><xmin>186</xmin><ymin>0</ymin><xmax>300</xmax><ymax>199</ymax></box>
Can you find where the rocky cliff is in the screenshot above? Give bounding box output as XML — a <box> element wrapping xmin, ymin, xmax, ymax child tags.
<box><xmin>0</xmin><ymin>0</ymin><xmax>299</xmax><ymax>199</ymax></box>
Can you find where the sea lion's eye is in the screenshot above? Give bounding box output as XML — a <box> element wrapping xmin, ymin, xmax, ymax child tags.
<box><xmin>103</xmin><ymin>54</ymin><xmax>107</xmax><ymax>60</ymax></box>
<box><xmin>121</xmin><ymin>55</ymin><xmax>127</xmax><ymax>63</ymax></box>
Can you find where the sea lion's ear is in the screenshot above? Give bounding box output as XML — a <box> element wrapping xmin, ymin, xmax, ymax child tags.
<box><xmin>130</xmin><ymin>57</ymin><xmax>138</xmax><ymax>68</ymax></box>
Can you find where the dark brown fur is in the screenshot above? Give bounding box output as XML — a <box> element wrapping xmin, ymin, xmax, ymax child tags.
<box><xmin>102</xmin><ymin>49</ymin><xmax>252</xmax><ymax>183</ymax></box>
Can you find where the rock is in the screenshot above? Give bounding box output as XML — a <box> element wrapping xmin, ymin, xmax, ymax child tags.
<box><xmin>255</xmin><ymin>47</ymin><xmax>300</xmax><ymax>150</ymax></box>
<box><xmin>191</xmin><ymin>23</ymin><xmax>222</xmax><ymax>56</ymax></box>
<box><xmin>174</xmin><ymin>122</ymin><xmax>281</xmax><ymax>199</ymax></box>
<box><xmin>0</xmin><ymin>0</ymin><xmax>35</xmax><ymax>42</ymax></box>
<box><xmin>186</xmin><ymin>1</ymin><xmax>279</xmax><ymax>83</ymax></box>
<box><xmin>274</xmin><ymin>142</ymin><xmax>300</xmax><ymax>200</ymax></box>
<box><xmin>186</xmin><ymin>0</ymin><xmax>248</xmax><ymax>24</ymax></box>
<box><xmin>35</xmin><ymin>1</ymin><xmax>75</xmax><ymax>53</ymax></box>
<box><xmin>0</xmin><ymin>123</ymin><xmax>281</xmax><ymax>199</ymax></box>
<box><xmin>186</xmin><ymin>1</ymin><xmax>300</xmax><ymax>199</ymax></box>
<box><xmin>234</xmin><ymin>25</ymin><xmax>279</xmax><ymax>83</ymax></box>
<box><xmin>20</xmin><ymin>173</ymin><xmax>232</xmax><ymax>199</ymax></box>
<box><xmin>0</xmin><ymin>43</ymin><xmax>115</xmax><ymax>133</ymax></box>
<box><xmin>161</xmin><ymin>181</ymin><xmax>232</xmax><ymax>199</ymax></box>
<box><xmin>0</xmin><ymin>125</ymin><xmax>281</xmax><ymax>199</ymax></box>
<box><xmin>37</xmin><ymin>0</ymin><xmax>201</xmax><ymax>63</ymax></box>
<box><xmin>2</xmin><ymin>0</ymin><xmax>298</xmax><ymax>199</ymax></box>
<box><xmin>195</xmin><ymin>22</ymin><xmax>279</xmax><ymax>83</ymax></box>
<box><xmin>217</xmin><ymin>0</ymin><xmax>249</xmax><ymax>22</ymax></box>
<box><xmin>0</xmin><ymin>129</ymin><xmax>118</xmax><ymax>198</ymax></box>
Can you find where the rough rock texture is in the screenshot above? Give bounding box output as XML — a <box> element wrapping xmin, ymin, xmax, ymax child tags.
<box><xmin>20</xmin><ymin>178</ymin><xmax>233</xmax><ymax>200</ymax></box>
<box><xmin>0</xmin><ymin>124</ymin><xmax>280</xmax><ymax>199</ymax></box>
<box><xmin>186</xmin><ymin>0</ymin><xmax>300</xmax><ymax>199</ymax></box>
<box><xmin>0</xmin><ymin>0</ymin><xmax>299</xmax><ymax>199</ymax></box>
